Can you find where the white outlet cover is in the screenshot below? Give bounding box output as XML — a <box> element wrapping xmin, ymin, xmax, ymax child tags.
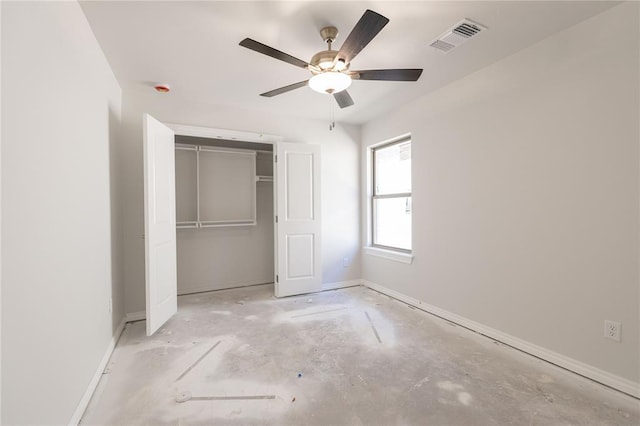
<box><xmin>604</xmin><ymin>320</ymin><xmax>621</xmax><ymax>342</ymax></box>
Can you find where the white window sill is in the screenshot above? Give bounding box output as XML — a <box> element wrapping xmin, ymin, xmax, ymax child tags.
<box><xmin>364</xmin><ymin>246</ymin><xmax>413</xmax><ymax>264</ymax></box>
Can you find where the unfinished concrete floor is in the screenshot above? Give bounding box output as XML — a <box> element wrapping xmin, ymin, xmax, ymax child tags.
<box><xmin>82</xmin><ymin>285</ymin><xmax>639</xmax><ymax>425</ymax></box>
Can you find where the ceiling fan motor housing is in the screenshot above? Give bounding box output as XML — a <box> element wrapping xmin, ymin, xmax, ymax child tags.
<box><xmin>310</xmin><ymin>26</ymin><xmax>347</xmax><ymax>72</ymax></box>
<box><xmin>310</xmin><ymin>50</ymin><xmax>341</xmax><ymax>72</ymax></box>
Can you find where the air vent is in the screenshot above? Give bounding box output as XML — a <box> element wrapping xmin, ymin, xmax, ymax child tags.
<box><xmin>429</xmin><ymin>19</ymin><xmax>487</xmax><ymax>53</ymax></box>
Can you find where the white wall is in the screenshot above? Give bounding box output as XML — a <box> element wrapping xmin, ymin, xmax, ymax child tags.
<box><xmin>362</xmin><ymin>2</ymin><xmax>639</xmax><ymax>389</ymax></box>
<box><xmin>1</xmin><ymin>2</ymin><xmax>123</xmax><ymax>424</ymax></box>
<box><xmin>121</xmin><ymin>88</ymin><xmax>361</xmax><ymax>315</ymax></box>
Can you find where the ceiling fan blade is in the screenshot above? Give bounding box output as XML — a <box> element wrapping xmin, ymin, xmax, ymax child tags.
<box><xmin>240</xmin><ymin>38</ymin><xmax>309</xmax><ymax>69</ymax></box>
<box><xmin>351</xmin><ymin>69</ymin><xmax>423</xmax><ymax>81</ymax></box>
<box><xmin>260</xmin><ymin>80</ymin><xmax>309</xmax><ymax>97</ymax></box>
<box><xmin>337</xmin><ymin>10</ymin><xmax>389</xmax><ymax>64</ymax></box>
<box><xmin>333</xmin><ymin>90</ymin><xmax>354</xmax><ymax>108</ymax></box>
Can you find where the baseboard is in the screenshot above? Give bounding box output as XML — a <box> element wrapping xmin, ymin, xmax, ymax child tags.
<box><xmin>68</xmin><ymin>318</ymin><xmax>127</xmax><ymax>425</ymax></box>
<box><xmin>363</xmin><ymin>280</ymin><xmax>640</xmax><ymax>399</ymax></box>
<box><xmin>322</xmin><ymin>279</ymin><xmax>363</xmax><ymax>291</ymax></box>
<box><xmin>125</xmin><ymin>311</ymin><xmax>146</xmax><ymax>322</ymax></box>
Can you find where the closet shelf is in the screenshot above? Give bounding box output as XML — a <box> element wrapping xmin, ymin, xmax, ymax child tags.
<box><xmin>256</xmin><ymin>175</ymin><xmax>273</xmax><ymax>182</ymax></box>
<box><xmin>177</xmin><ymin>221</ymin><xmax>198</xmax><ymax>229</ymax></box>
<box><xmin>201</xmin><ymin>220</ymin><xmax>256</xmax><ymax>228</ymax></box>
<box><xmin>176</xmin><ymin>145</ymin><xmax>257</xmax><ymax>229</ymax></box>
<box><xmin>177</xmin><ymin>220</ymin><xmax>256</xmax><ymax>229</ymax></box>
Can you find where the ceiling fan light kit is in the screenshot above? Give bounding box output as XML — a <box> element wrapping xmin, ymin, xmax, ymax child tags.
<box><xmin>239</xmin><ymin>9</ymin><xmax>423</xmax><ymax>111</ymax></box>
<box><xmin>309</xmin><ymin>71</ymin><xmax>351</xmax><ymax>94</ymax></box>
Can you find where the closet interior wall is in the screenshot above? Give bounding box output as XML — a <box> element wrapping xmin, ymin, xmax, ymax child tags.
<box><xmin>174</xmin><ymin>135</ymin><xmax>274</xmax><ymax>294</ymax></box>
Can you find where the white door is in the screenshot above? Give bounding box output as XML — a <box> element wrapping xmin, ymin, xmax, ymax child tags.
<box><xmin>143</xmin><ymin>114</ymin><xmax>177</xmax><ymax>335</ymax></box>
<box><xmin>275</xmin><ymin>142</ymin><xmax>322</xmax><ymax>297</ymax></box>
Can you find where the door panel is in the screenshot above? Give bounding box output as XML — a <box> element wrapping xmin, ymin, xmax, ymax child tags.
<box><xmin>143</xmin><ymin>114</ymin><xmax>177</xmax><ymax>335</ymax></box>
<box><xmin>285</xmin><ymin>152</ymin><xmax>315</xmax><ymax>220</ymax></box>
<box><xmin>286</xmin><ymin>234</ymin><xmax>315</xmax><ymax>278</ymax></box>
<box><xmin>275</xmin><ymin>142</ymin><xmax>322</xmax><ymax>297</ymax></box>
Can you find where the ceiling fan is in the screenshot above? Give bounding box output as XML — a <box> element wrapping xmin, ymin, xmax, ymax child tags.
<box><xmin>239</xmin><ymin>9</ymin><xmax>423</xmax><ymax>109</ymax></box>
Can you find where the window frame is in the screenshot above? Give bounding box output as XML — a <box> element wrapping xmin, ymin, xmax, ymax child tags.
<box><xmin>371</xmin><ymin>136</ymin><xmax>412</xmax><ymax>254</ymax></box>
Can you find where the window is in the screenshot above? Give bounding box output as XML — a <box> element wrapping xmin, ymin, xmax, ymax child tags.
<box><xmin>372</xmin><ymin>137</ymin><xmax>412</xmax><ymax>252</ymax></box>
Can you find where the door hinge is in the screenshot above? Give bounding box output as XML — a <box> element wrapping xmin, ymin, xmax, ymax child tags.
<box><xmin>274</xmin><ymin>155</ymin><xmax>277</xmax><ymax>163</ymax></box>
<box><xmin>275</xmin><ymin>215</ymin><xmax>278</xmax><ymax>223</ymax></box>
<box><xmin>276</xmin><ymin>274</ymin><xmax>279</xmax><ymax>283</ymax></box>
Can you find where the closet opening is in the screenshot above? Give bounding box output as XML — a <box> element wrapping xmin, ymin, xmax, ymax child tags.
<box><xmin>174</xmin><ymin>135</ymin><xmax>274</xmax><ymax>295</ymax></box>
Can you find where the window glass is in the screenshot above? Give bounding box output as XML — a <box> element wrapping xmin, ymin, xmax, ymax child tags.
<box><xmin>372</xmin><ymin>138</ymin><xmax>412</xmax><ymax>252</ymax></box>
<box><xmin>373</xmin><ymin>197</ymin><xmax>412</xmax><ymax>251</ymax></box>
<box><xmin>374</xmin><ymin>141</ymin><xmax>411</xmax><ymax>195</ymax></box>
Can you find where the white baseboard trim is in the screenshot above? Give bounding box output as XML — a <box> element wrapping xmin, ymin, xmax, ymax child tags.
<box><xmin>322</xmin><ymin>279</ymin><xmax>363</xmax><ymax>291</ymax></box>
<box><xmin>125</xmin><ymin>311</ymin><xmax>146</xmax><ymax>322</ymax></box>
<box><xmin>68</xmin><ymin>318</ymin><xmax>127</xmax><ymax>425</ymax></box>
<box><xmin>363</xmin><ymin>280</ymin><xmax>640</xmax><ymax>399</ymax></box>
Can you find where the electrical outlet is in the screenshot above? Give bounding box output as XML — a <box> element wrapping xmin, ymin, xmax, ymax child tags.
<box><xmin>604</xmin><ymin>320</ymin><xmax>621</xmax><ymax>342</ymax></box>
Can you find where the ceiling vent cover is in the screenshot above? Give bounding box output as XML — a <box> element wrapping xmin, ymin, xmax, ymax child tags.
<box><xmin>430</xmin><ymin>19</ymin><xmax>487</xmax><ymax>53</ymax></box>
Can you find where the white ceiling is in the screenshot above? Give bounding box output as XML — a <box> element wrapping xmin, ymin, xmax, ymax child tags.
<box><xmin>80</xmin><ymin>1</ymin><xmax>617</xmax><ymax>125</ymax></box>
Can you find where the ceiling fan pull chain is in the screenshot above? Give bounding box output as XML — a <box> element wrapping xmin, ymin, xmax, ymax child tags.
<box><xmin>332</xmin><ymin>97</ymin><xmax>336</xmax><ymax>130</ymax></box>
<box><xmin>331</xmin><ymin>99</ymin><xmax>334</xmax><ymax>131</ymax></box>
<box><xmin>329</xmin><ymin>95</ymin><xmax>334</xmax><ymax>131</ymax></box>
